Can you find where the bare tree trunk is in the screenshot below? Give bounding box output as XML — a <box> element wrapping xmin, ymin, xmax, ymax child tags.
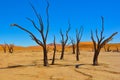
<box><xmin>7</xmin><ymin>44</ymin><xmax>14</xmax><ymax>53</ymax></box>
<box><xmin>0</xmin><ymin>44</ymin><xmax>7</xmax><ymax>53</ymax></box>
<box><xmin>51</xmin><ymin>36</ymin><xmax>56</xmax><ymax>65</ymax></box>
<box><xmin>107</xmin><ymin>46</ymin><xmax>111</xmax><ymax>52</ymax></box>
<box><xmin>116</xmin><ymin>46</ymin><xmax>119</xmax><ymax>52</ymax></box>
<box><xmin>51</xmin><ymin>49</ymin><xmax>56</xmax><ymax>65</ymax></box>
<box><xmin>9</xmin><ymin>47</ymin><xmax>14</xmax><ymax>53</ymax></box>
<box><xmin>76</xmin><ymin>42</ymin><xmax>79</xmax><ymax>61</ymax></box>
<box><xmin>72</xmin><ymin>44</ymin><xmax>75</xmax><ymax>54</ymax></box>
<box><xmin>60</xmin><ymin>45</ymin><xmax>65</xmax><ymax>60</ymax></box>
<box><xmin>4</xmin><ymin>49</ymin><xmax>6</xmax><ymax>53</ymax></box>
<box><xmin>3</xmin><ymin>47</ymin><xmax>6</xmax><ymax>53</ymax></box>
<box><xmin>70</xmin><ymin>38</ymin><xmax>75</xmax><ymax>54</ymax></box>
<box><xmin>43</xmin><ymin>47</ymin><xmax>48</xmax><ymax>66</ymax></box>
<box><xmin>93</xmin><ymin>51</ymin><xmax>100</xmax><ymax>65</ymax></box>
<box><xmin>104</xmin><ymin>45</ymin><xmax>111</xmax><ymax>52</ymax></box>
<box><xmin>3</xmin><ymin>44</ymin><xmax>7</xmax><ymax>53</ymax></box>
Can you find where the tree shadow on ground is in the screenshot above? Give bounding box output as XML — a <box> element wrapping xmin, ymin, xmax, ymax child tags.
<box><xmin>0</xmin><ymin>64</ymin><xmax>36</xmax><ymax>69</ymax></box>
<box><xmin>50</xmin><ymin>63</ymin><xmax>86</xmax><ymax>68</ymax></box>
<box><xmin>75</xmin><ymin>64</ymin><xmax>85</xmax><ymax>68</ymax></box>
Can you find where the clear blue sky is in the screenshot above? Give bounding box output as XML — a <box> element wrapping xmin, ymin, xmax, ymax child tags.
<box><xmin>0</xmin><ymin>0</ymin><xmax>120</xmax><ymax>46</ymax></box>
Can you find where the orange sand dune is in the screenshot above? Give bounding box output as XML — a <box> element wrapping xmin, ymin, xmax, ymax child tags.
<box><xmin>0</xmin><ymin>42</ymin><xmax>120</xmax><ymax>52</ymax></box>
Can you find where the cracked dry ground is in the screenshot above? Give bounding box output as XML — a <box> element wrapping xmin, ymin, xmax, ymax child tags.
<box><xmin>0</xmin><ymin>51</ymin><xmax>120</xmax><ymax>80</ymax></box>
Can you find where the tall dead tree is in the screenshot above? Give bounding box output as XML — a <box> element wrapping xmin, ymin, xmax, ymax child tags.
<box><xmin>70</xmin><ymin>38</ymin><xmax>75</xmax><ymax>54</ymax></box>
<box><xmin>51</xmin><ymin>36</ymin><xmax>56</xmax><ymax>65</ymax></box>
<box><xmin>7</xmin><ymin>44</ymin><xmax>14</xmax><ymax>53</ymax></box>
<box><xmin>0</xmin><ymin>44</ymin><xmax>7</xmax><ymax>53</ymax></box>
<box><xmin>11</xmin><ymin>1</ymin><xmax>50</xmax><ymax>66</ymax></box>
<box><xmin>60</xmin><ymin>24</ymin><xmax>70</xmax><ymax>60</ymax></box>
<box><xmin>91</xmin><ymin>16</ymin><xmax>118</xmax><ymax>66</ymax></box>
<box><xmin>76</xmin><ymin>27</ymin><xmax>83</xmax><ymax>61</ymax></box>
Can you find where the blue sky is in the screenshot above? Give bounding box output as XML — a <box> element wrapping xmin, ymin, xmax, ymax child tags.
<box><xmin>0</xmin><ymin>0</ymin><xmax>120</xmax><ymax>46</ymax></box>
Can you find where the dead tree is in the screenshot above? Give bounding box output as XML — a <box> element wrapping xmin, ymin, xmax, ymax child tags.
<box><xmin>106</xmin><ymin>46</ymin><xmax>111</xmax><ymax>52</ymax></box>
<box><xmin>0</xmin><ymin>44</ymin><xmax>7</xmax><ymax>53</ymax></box>
<box><xmin>11</xmin><ymin>1</ymin><xmax>50</xmax><ymax>66</ymax></box>
<box><xmin>7</xmin><ymin>44</ymin><xmax>14</xmax><ymax>53</ymax></box>
<box><xmin>91</xmin><ymin>16</ymin><xmax>118</xmax><ymax>66</ymax></box>
<box><xmin>104</xmin><ymin>45</ymin><xmax>111</xmax><ymax>52</ymax></box>
<box><xmin>116</xmin><ymin>46</ymin><xmax>119</xmax><ymax>52</ymax></box>
<box><xmin>60</xmin><ymin>25</ymin><xmax>70</xmax><ymax>60</ymax></box>
<box><xmin>70</xmin><ymin>38</ymin><xmax>75</xmax><ymax>54</ymax></box>
<box><xmin>76</xmin><ymin>27</ymin><xmax>83</xmax><ymax>61</ymax></box>
<box><xmin>51</xmin><ymin>36</ymin><xmax>56</xmax><ymax>65</ymax></box>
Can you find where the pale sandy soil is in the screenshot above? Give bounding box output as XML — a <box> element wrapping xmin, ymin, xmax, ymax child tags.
<box><xmin>0</xmin><ymin>50</ymin><xmax>120</xmax><ymax>80</ymax></box>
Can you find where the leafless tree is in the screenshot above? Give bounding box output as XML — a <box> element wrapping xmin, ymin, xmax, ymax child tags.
<box><xmin>91</xmin><ymin>16</ymin><xmax>118</xmax><ymax>66</ymax></box>
<box><xmin>60</xmin><ymin>24</ymin><xmax>70</xmax><ymax>60</ymax></box>
<box><xmin>116</xmin><ymin>46</ymin><xmax>119</xmax><ymax>52</ymax></box>
<box><xmin>0</xmin><ymin>44</ymin><xmax>7</xmax><ymax>53</ymax></box>
<box><xmin>70</xmin><ymin>38</ymin><xmax>75</xmax><ymax>54</ymax></box>
<box><xmin>104</xmin><ymin>45</ymin><xmax>111</xmax><ymax>52</ymax></box>
<box><xmin>11</xmin><ymin>1</ymin><xmax>50</xmax><ymax>66</ymax></box>
<box><xmin>7</xmin><ymin>44</ymin><xmax>14</xmax><ymax>53</ymax></box>
<box><xmin>76</xmin><ymin>27</ymin><xmax>83</xmax><ymax>61</ymax></box>
<box><xmin>51</xmin><ymin>36</ymin><xmax>56</xmax><ymax>65</ymax></box>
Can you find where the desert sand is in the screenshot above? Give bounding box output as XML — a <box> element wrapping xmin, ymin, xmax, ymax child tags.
<box><xmin>0</xmin><ymin>43</ymin><xmax>120</xmax><ymax>80</ymax></box>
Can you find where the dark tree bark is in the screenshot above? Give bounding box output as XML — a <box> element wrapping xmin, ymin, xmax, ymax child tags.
<box><xmin>70</xmin><ymin>38</ymin><xmax>75</xmax><ymax>54</ymax></box>
<box><xmin>107</xmin><ymin>46</ymin><xmax>111</xmax><ymax>52</ymax></box>
<box><xmin>51</xmin><ymin>36</ymin><xmax>56</xmax><ymax>65</ymax></box>
<box><xmin>11</xmin><ymin>1</ymin><xmax>50</xmax><ymax>66</ymax></box>
<box><xmin>7</xmin><ymin>44</ymin><xmax>14</xmax><ymax>53</ymax></box>
<box><xmin>0</xmin><ymin>44</ymin><xmax>7</xmax><ymax>53</ymax></box>
<box><xmin>104</xmin><ymin>46</ymin><xmax>111</xmax><ymax>52</ymax></box>
<box><xmin>116</xmin><ymin>46</ymin><xmax>119</xmax><ymax>52</ymax></box>
<box><xmin>91</xmin><ymin>16</ymin><xmax>118</xmax><ymax>66</ymax></box>
<box><xmin>60</xmin><ymin>23</ymin><xmax>70</xmax><ymax>60</ymax></box>
<box><xmin>76</xmin><ymin>27</ymin><xmax>83</xmax><ymax>61</ymax></box>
